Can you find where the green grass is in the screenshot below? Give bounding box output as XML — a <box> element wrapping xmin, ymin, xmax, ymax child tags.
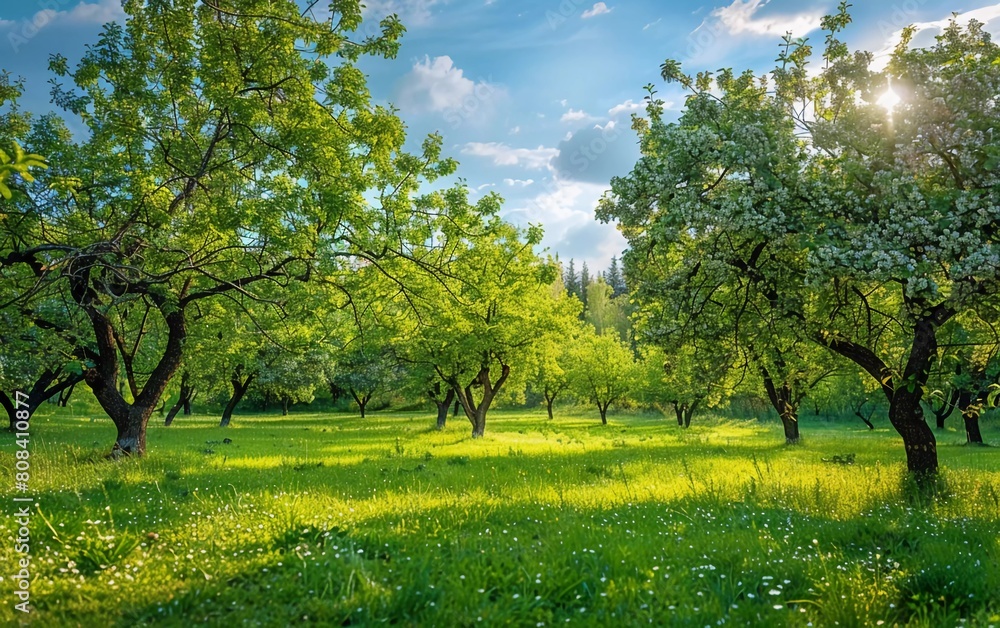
<box><xmin>2</xmin><ymin>404</ymin><xmax>1000</xmax><ymax>627</ymax></box>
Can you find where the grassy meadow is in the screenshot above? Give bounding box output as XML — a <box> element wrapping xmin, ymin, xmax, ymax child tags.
<box><xmin>2</xmin><ymin>403</ymin><xmax>1000</xmax><ymax>627</ymax></box>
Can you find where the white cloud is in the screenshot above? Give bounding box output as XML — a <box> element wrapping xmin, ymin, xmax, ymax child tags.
<box><xmin>361</xmin><ymin>0</ymin><xmax>443</xmax><ymax>26</ymax></box>
<box><xmin>711</xmin><ymin>0</ymin><xmax>823</xmax><ymax>37</ymax></box>
<box><xmin>8</xmin><ymin>0</ymin><xmax>125</xmax><ymax>32</ymax></box>
<box><xmin>643</xmin><ymin>18</ymin><xmax>662</xmax><ymax>31</ymax></box>
<box><xmin>503</xmin><ymin>178</ymin><xmax>535</xmax><ymax>187</ymax></box>
<box><xmin>871</xmin><ymin>5</ymin><xmax>1000</xmax><ymax>70</ymax></box>
<box><xmin>461</xmin><ymin>142</ymin><xmax>559</xmax><ymax>169</ymax></box>
<box><xmin>608</xmin><ymin>99</ymin><xmax>644</xmax><ymax>117</ymax></box>
<box><xmin>582</xmin><ymin>2</ymin><xmax>612</xmax><ymax>19</ymax></box>
<box><xmin>560</xmin><ymin>108</ymin><xmax>590</xmax><ymax>122</ymax></box>
<box><xmin>3</xmin><ymin>0</ymin><xmax>126</xmax><ymax>55</ymax></box>
<box><xmin>397</xmin><ymin>55</ymin><xmax>500</xmax><ymax>114</ymax></box>
<box><xmin>505</xmin><ymin>179</ymin><xmax>625</xmax><ymax>270</ymax></box>
<box><xmin>509</xmin><ymin>126</ymin><xmax>521</xmax><ymax>135</ymax></box>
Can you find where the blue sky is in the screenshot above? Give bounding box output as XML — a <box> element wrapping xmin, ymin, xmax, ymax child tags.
<box><xmin>3</xmin><ymin>0</ymin><xmax>1000</xmax><ymax>271</ymax></box>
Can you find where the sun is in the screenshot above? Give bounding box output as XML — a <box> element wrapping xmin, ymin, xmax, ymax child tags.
<box><xmin>877</xmin><ymin>87</ymin><xmax>901</xmax><ymax>113</ymax></box>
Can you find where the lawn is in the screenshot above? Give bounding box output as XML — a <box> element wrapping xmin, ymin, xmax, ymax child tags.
<box><xmin>2</xmin><ymin>404</ymin><xmax>999</xmax><ymax>627</ymax></box>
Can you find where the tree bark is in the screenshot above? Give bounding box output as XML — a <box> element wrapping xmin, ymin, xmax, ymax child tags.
<box><xmin>450</xmin><ymin>362</ymin><xmax>510</xmax><ymax>438</ymax></box>
<box><xmin>58</xmin><ymin>382</ymin><xmax>76</xmax><ymax>407</ymax></box>
<box><xmin>350</xmin><ymin>388</ymin><xmax>371</xmax><ymax>418</ymax></box>
<box><xmin>889</xmin><ymin>319</ymin><xmax>939</xmax><ymax>474</ymax></box>
<box><xmin>963</xmin><ymin>408</ymin><xmax>984</xmax><ymax>445</ymax></box>
<box><xmin>932</xmin><ymin>389</ymin><xmax>959</xmax><ymax>429</ymax></box>
<box><xmin>281</xmin><ymin>396</ymin><xmax>290</xmax><ymax>416</ymax></box>
<box><xmin>165</xmin><ymin>371</ymin><xmax>195</xmax><ymax>426</ymax></box>
<box><xmin>824</xmin><ymin>316</ymin><xmax>942</xmax><ymax>475</ymax></box>
<box><xmin>598</xmin><ymin>402</ymin><xmax>609</xmax><ymax>425</ymax></box>
<box><xmin>672</xmin><ymin>401</ymin><xmax>685</xmax><ymax>427</ymax></box>
<box><xmin>544</xmin><ymin>390</ymin><xmax>557</xmax><ymax>420</ymax></box>
<box><xmin>958</xmin><ymin>391</ymin><xmax>985</xmax><ymax>445</ymax></box>
<box><xmin>4</xmin><ymin>369</ymin><xmax>85</xmax><ymax>431</ymax></box>
<box><xmin>220</xmin><ymin>368</ymin><xmax>254</xmax><ymax>428</ymax></box>
<box><xmin>82</xmin><ymin>302</ymin><xmax>186</xmax><ymax>458</ymax></box>
<box><xmin>760</xmin><ymin>367</ymin><xmax>800</xmax><ymax>444</ymax></box>
<box><xmin>684</xmin><ymin>400</ymin><xmax>699</xmax><ymax>429</ymax></box>
<box><xmin>432</xmin><ymin>386</ymin><xmax>455</xmax><ymax>430</ymax></box>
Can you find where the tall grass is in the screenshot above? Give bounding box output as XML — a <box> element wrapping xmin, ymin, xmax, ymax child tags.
<box><xmin>1</xmin><ymin>407</ymin><xmax>998</xmax><ymax>626</ymax></box>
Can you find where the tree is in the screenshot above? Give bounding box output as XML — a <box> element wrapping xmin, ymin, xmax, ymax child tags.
<box><xmin>580</xmin><ymin>262</ymin><xmax>591</xmax><ymax>311</ymax></box>
<box><xmin>333</xmin><ymin>341</ymin><xmax>398</xmax><ymax>419</ymax></box>
<box><xmin>0</xmin><ymin>142</ymin><xmax>46</xmax><ymax>200</ymax></box>
<box><xmin>255</xmin><ymin>344</ymin><xmax>324</xmax><ymax>416</ymax></box>
<box><xmin>400</xmin><ymin>216</ymin><xmax>563</xmax><ymax>438</ymax></box>
<box><xmin>0</xmin><ymin>1</ymin><xmax>473</xmax><ymax>456</ymax></box>
<box><xmin>584</xmin><ymin>278</ymin><xmax>630</xmax><ymax>342</ymax></box>
<box><xmin>604</xmin><ymin>255</ymin><xmax>626</xmax><ymax>298</ymax></box>
<box><xmin>533</xmin><ymin>338</ymin><xmax>572</xmax><ymax>421</ymax></box>
<box><xmin>569</xmin><ymin>329</ymin><xmax>638</xmax><ymax>424</ymax></box>
<box><xmin>639</xmin><ymin>344</ymin><xmax>733</xmax><ymax>428</ymax></box>
<box><xmin>163</xmin><ymin>370</ymin><xmax>195</xmax><ymax>426</ymax></box>
<box><xmin>600</xmin><ymin>8</ymin><xmax>1000</xmax><ymax>474</ymax></box>
<box><xmin>563</xmin><ymin>258</ymin><xmax>581</xmax><ymax>301</ymax></box>
<box><xmin>0</xmin><ymin>305</ymin><xmax>86</xmax><ymax>430</ymax></box>
<box><xmin>530</xmin><ymin>287</ymin><xmax>581</xmax><ymax>420</ymax></box>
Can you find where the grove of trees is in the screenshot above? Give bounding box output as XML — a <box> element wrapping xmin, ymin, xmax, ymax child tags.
<box><xmin>1</xmin><ymin>2</ymin><xmax>998</xmax><ymax>480</ymax></box>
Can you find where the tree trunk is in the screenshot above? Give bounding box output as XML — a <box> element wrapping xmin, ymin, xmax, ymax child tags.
<box><xmin>451</xmin><ymin>363</ymin><xmax>510</xmax><ymax>439</ymax></box>
<box><xmin>328</xmin><ymin>380</ymin><xmax>344</xmax><ymax>402</ymax></box>
<box><xmin>683</xmin><ymin>400</ymin><xmax>699</xmax><ymax>429</ymax></box>
<box><xmin>824</xmin><ymin>316</ymin><xmax>942</xmax><ymax>475</ymax></box>
<box><xmin>672</xmin><ymin>401</ymin><xmax>685</xmax><ymax>427</ymax></box>
<box><xmin>471</xmin><ymin>408</ymin><xmax>486</xmax><ymax>438</ymax></box>
<box><xmin>855</xmin><ymin>409</ymin><xmax>875</xmax><ymax>430</ymax></box>
<box><xmin>963</xmin><ymin>408</ymin><xmax>984</xmax><ymax>445</ymax></box>
<box><xmin>111</xmin><ymin>406</ymin><xmax>154</xmax><ymax>457</ymax></box>
<box><xmin>546</xmin><ymin>395</ymin><xmax>555</xmax><ymax>421</ymax></box>
<box><xmin>282</xmin><ymin>396</ymin><xmax>290</xmax><ymax>416</ymax></box>
<box><xmin>58</xmin><ymin>382</ymin><xmax>76</xmax><ymax>407</ymax></box>
<box><xmin>350</xmin><ymin>389</ymin><xmax>369</xmax><ymax>418</ymax></box>
<box><xmin>1</xmin><ymin>393</ymin><xmax>17</xmax><ymax>432</ymax></box>
<box><xmin>780</xmin><ymin>411</ymin><xmax>800</xmax><ymax>444</ymax></box>
<box><xmin>598</xmin><ymin>402</ymin><xmax>608</xmax><ymax>425</ymax></box>
<box><xmin>80</xmin><ymin>296</ymin><xmax>186</xmax><ymax>458</ymax></box>
<box><xmin>890</xmin><ymin>389</ymin><xmax>938</xmax><ymax>473</ymax></box>
<box><xmin>433</xmin><ymin>387</ymin><xmax>455</xmax><ymax>430</ymax></box>
<box><xmin>888</xmin><ymin>320</ymin><xmax>939</xmax><ymax>475</ymax></box>
<box><xmin>760</xmin><ymin>368</ymin><xmax>800</xmax><ymax>444</ymax></box>
<box><xmin>220</xmin><ymin>369</ymin><xmax>254</xmax><ymax>428</ymax></box>
<box><xmin>164</xmin><ymin>403</ymin><xmax>181</xmax><ymax>426</ymax></box>
<box><xmin>4</xmin><ymin>369</ymin><xmax>85</xmax><ymax>431</ymax></box>
<box><xmin>165</xmin><ymin>372</ymin><xmax>195</xmax><ymax>426</ymax></box>
<box><xmin>931</xmin><ymin>388</ymin><xmax>959</xmax><ymax>429</ymax></box>
<box><xmin>958</xmin><ymin>391</ymin><xmax>985</xmax><ymax>445</ymax></box>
